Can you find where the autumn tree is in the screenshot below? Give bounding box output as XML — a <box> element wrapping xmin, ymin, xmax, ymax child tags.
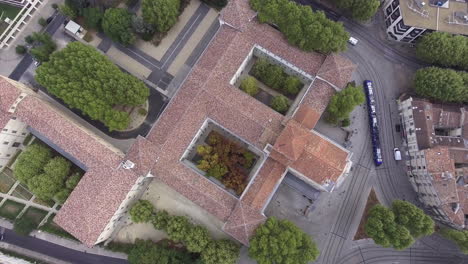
<box><xmin>326</xmin><ymin>83</ymin><xmax>365</xmax><ymax>125</ymax></box>
<box><xmin>102</xmin><ymin>8</ymin><xmax>136</xmax><ymax>46</ymax></box>
<box><xmin>392</xmin><ymin>200</ymin><xmax>434</xmax><ymax>238</ymax></box>
<box><xmin>333</xmin><ymin>0</ymin><xmax>380</xmax><ymax>21</ymax></box>
<box><xmin>142</xmin><ymin>0</ymin><xmax>180</xmax><ymax>33</ymax></box>
<box><xmin>250</xmin><ymin>0</ymin><xmax>349</xmax><ymax>53</ymax></box>
<box><xmin>129</xmin><ymin>200</ymin><xmax>155</xmax><ymax>223</ymax></box>
<box><xmin>365</xmin><ymin>205</ymin><xmax>414</xmax><ymax>250</ymax></box>
<box><xmin>35</xmin><ymin>42</ymin><xmax>149</xmax><ymax>131</ymax></box>
<box><xmin>14</xmin><ymin>144</ymin><xmax>52</xmax><ymax>185</ymax></box>
<box><xmin>201</xmin><ymin>239</ymin><xmax>240</xmax><ymax>264</ymax></box>
<box><xmin>249</xmin><ymin>217</ymin><xmax>320</xmax><ymax>264</ymax></box>
<box><xmin>413</xmin><ymin>67</ymin><xmax>468</xmax><ymax>103</ymax></box>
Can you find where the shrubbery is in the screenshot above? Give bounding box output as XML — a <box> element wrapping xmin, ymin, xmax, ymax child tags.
<box><xmin>326</xmin><ymin>83</ymin><xmax>365</xmax><ymax>125</ymax></box>
<box><xmin>240</xmin><ymin>76</ymin><xmax>259</xmax><ymax>96</ymax></box>
<box><xmin>128</xmin><ymin>202</ymin><xmax>241</xmax><ymax>264</ymax></box>
<box><xmin>15</xmin><ymin>45</ymin><xmax>27</xmax><ymax>55</ymax></box>
<box><xmin>440</xmin><ymin>228</ymin><xmax>468</xmax><ymax>254</ymax></box>
<box><xmin>128</xmin><ymin>239</ymin><xmax>196</xmax><ymax>264</ymax></box>
<box><xmin>365</xmin><ymin>200</ymin><xmax>434</xmax><ymax>250</ymax></box>
<box><xmin>142</xmin><ymin>0</ymin><xmax>180</xmax><ymax>33</ymax></box>
<box><xmin>251</xmin><ymin>58</ymin><xmax>302</xmax><ymax>96</ymax></box>
<box><xmin>333</xmin><ymin>0</ymin><xmax>380</xmax><ymax>21</ymax></box>
<box><xmin>29</xmin><ymin>33</ymin><xmax>57</xmax><ymax>63</ymax></box>
<box><xmin>270</xmin><ymin>95</ymin><xmax>290</xmax><ymax>114</ymax></box>
<box><xmin>13</xmin><ymin>218</ymin><xmax>36</xmax><ymax>236</ymax></box>
<box><xmin>250</xmin><ymin>0</ymin><xmax>349</xmax><ymax>53</ymax></box>
<box><xmin>249</xmin><ymin>217</ymin><xmax>320</xmax><ymax>264</ymax></box>
<box><xmin>129</xmin><ymin>200</ymin><xmax>154</xmax><ymax>223</ymax></box>
<box><xmin>102</xmin><ymin>8</ymin><xmax>136</xmax><ymax>46</ymax></box>
<box><xmin>38</xmin><ymin>17</ymin><xmax>47</xmax><ymax>27</ymax></box>
<box><xmin>83</xmin><ymin>7</ymin><xmax>103</xmax><ymax>30</ymax></box>
<box><xmin>35</xmin><ymin>42</ymin><xmax>149</xmax><ymax>131</ymax></box>
<box><xmin>413</xmin><ymin>67</ymin><xmax>468</xmax><ymax>103</ymax></box>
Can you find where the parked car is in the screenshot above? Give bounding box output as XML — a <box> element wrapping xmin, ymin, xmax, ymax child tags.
<box><xmin>348</xmin><ymin>37</ymin><xmax>358</xmax><ymax>46</ymax></box>
<box><xmin>394</xmin><ymin>148</ymin><xmax>402</xmax><ymax>161</ymax></box>
<box><xmin>46</xmin><ymin>16</ymin><xmax>53</xmax><ymax>24</ymax></box>
<box><xmin>33</xmin><ymin>60</ymin><xmax>41</xmax><ymax>67</ymax></box>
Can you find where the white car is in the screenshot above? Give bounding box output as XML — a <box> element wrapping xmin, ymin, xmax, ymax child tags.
<box><xmin>348</xmin><ymin>37</ymin><xmax>358</xmax><ymax>46</ymax></box>
<box><xmin>34</xmin><ymin>60</ymin><xmax>41</xmax><ymax>67</ymax></box>
<box><xmin>394</xmin><ymin>148</ymin><xmax>402</xmax><ymax>161</ymax></box>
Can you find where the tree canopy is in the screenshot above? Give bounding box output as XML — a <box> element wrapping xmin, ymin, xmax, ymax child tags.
<box><xmin>29</xmin><ymin>32</ymin><xmax>57</xmax><ymax>63</ymax></box>
<box><xmin>416</xmin><ymin>32</ymin><xmax>468</xmax><ymax>70</ymax></box>
<box><xmin>142</xmin><ymin>0</ymin><xmax>180</xmax><ymax>33</ymax></box>
<box><xmin>249</xmin><ymin>217</ymin><xmax>320</xmax><ymax>264</ymax></box>
<box><xmin>28</xmin><ymin>157</ymin><xmax>71</xmax><ymax>200</ymax></box>
<box><xmin>35</xmin><ymin>42</ymin><xmax>149</xmax><ymax>131</ymax></box>
<box><xmin>440</xmin><ymin>228</ymin><xmax>468</xmax><ymax>254</ymax></box>
<box><xmin>128</xmin><ymin>239</ymin><xmax>195</xmax><ymax>264</ymax></box>
<box><xmin>413</xmin><ymin>67</ymin><xmax>468</xmax><ymax>103</ymax></box>
<box><xmin>14</xmin><ymin>144</ymin><xmax>52</xmax><ymax>185</ymax></box>
<box><xmin>130</xmin><ymin>200</ymin><xmax>155</xmax><ymax>223</ymax></box>
<box><xmin>333</xmin><ymin>0</ymin><xmax>380</xmax><ymax>21</ymax></box>
<box><xmin>201</xmin><ymin>239</ymin><xmax>241</xmax><ymax>264</ymax></box>
<box><xmin>250</xmin><ymin>0</ymin><xmax>349</xmax><ymax>53</ymax></box>
<box><xmin>13</xmin><ymin>218</ymin><xmax>37</xmax><ymax>236</ymax></box>
<box><xmin>102</xmin><ymin>8</ymin><xmax>136</xmax><ymax>46</ymax></box>
<box><xmin>392</xmin><ymin>200</ymin><xmax>434</xmax><ymax>238</ymax></box>
<box><xmin>83</xmin><ymin>7</ymin><xmax>103</xmax><ymax>30</ymax></box>
<box><xmin>326</xmin><ymin>83</ymin><xmax>365</xmax><ymax>125</ymax></box>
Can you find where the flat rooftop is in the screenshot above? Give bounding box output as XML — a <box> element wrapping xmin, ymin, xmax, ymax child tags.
<box><xmin>400</xmin><ymin>0</ymin><xmax>468</xmax><ymax>35</ymax></box>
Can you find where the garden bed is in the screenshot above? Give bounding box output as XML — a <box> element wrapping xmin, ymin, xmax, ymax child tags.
<box><xmin>238</xmin><ymin>57</ymin><xmax>306</xmax><ymax>114</ymax></box>
<box><xmin>0</xmin><ymin>170</ymin><xmax>16</xmax><ymax>193</ymax></box>
<box><xmin>22</xmin><ymin>207</ymin><xmax>48</xmax><ymax>225</ymax></box>
<box><xmin>0</xmin><ymin>200</ymin><xmax>25</xmax><ymax>221</ymax></box>
<box><xmin>0</xmin><ymin>3</ymin><xmax>21</xmax><ymax>20</ymax></box>
<box><xmin>11</xmin><ymin>184</ymin><xmax>33</xmax><ymax>201</ymax></box>
<box><xmin>190</xmin><ymin>131</ymin><xmax>259</xmax><ymax>196</ymax></box>
<box><xmin>354</xmin><ymin>189</ymin><xmax>380</xmax><ymax>240</ymax></box>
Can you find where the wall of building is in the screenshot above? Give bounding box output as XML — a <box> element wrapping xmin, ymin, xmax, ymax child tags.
<box><xmin>383</xmin><ymin>0</ymin><xmax>430</xmax><ymax>42</ymax></box>
<box><xmin>95</xmin><ymin>174</ymin><xmax>154</xmax><ymax>245</ymax></box>
<box><xmin>0</xmin><ymin>117</ymin><xmax>29</xmax><ymax>171</ymax></box>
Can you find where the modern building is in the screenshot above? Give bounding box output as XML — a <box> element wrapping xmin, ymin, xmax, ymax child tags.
<box><xmin>383</xmin><ymin>0</ymin><xmax>468</xmax><ymax>42</ymax></box>
<box><xmin>0</xmin><ymin>0</ymin><xmax>357</xmax><ymax>247</ymax></box>
<box><xmin>398</xmin><ymin>96</ymin><xmax>468</xmax><ymax>229</ymax></box>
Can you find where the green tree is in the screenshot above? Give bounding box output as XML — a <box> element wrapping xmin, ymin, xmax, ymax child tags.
<box><xmin>413</xmin><ymin>67</ymin><xmax>468</xmax><ymax>103</ymax></box>
<box><xmin>65</xmin><ymin>172</ymin><xmax>82</xmax><ymax>190</ymax></box>
<box><xmin>15</xmin><ymin>45</ymin><xmax>27</xmax><ymax>55</ymax></box>
<box><xmin>166</xmin><ymin>215</ymin><xmax>190</xmax><ymax>242</ymax></box>
<box><xmin>416</xmin><ymin>32</ymin><xmax>468</xmax><ymax>70</ymax></box>
<box><xmin>132</xmin><ymin>16</ymin><xmax>155</xmax><ymax>41</ymax></box>
<box><xmin>151</xmin><ymin>210</ymin><xmax>171</xmax><ymax>230</ymax></box>
<box><xmin>83</xmin><ymin>7</ymin><xmax>103</xmax><ymax>30</ymax></box>
<box><xmin>58</xmin><ymin>4</ymin><xmax>77</xmax><ymax>19</ymax></box>
<box><xmin>250</xmin><ymin>0</ymin><xmax>348</xmax><ymax>53</ymax></box>
<box><xmin>240</xmin><ymin>76</ymin><xmax>259</xmax><ymax>96</ymax></box>
<box><xmin>249</xmin><ymin>217</ymin><xmax>319</xmax><ymax>264</ymax></box>
<box><xmin>201</xmin><ymin>239</ymin><xmax>240</xmax><ymax>264</ymax></box>
<box><xmin>102</xmin><ymin>8</ymin><xmax>136</xmax><ymax>46</ymax></box>
<box><xmin>25</xmin><ymin>35</ymin><xmax>34</xmax><ymax>44</ymax></box>
<box><xmin>440</xmin><ymin>228</ymin><xmax>468</xmax><ymax>254</ymax></box>
<box><xmin>391</xmin><ymin>200</ymin><xmax>434</xmax><ymax>238</ymax></box>
<box><xmin>129</xmin><ymin>200</ymin><xmax>155</xmax><ymax>223</ymax></box>
<box><xmin>283</xmin><ymin>76</ymin><xmax>302</xmax><ymax>95</ymax></box>
<box><xmin>333</xmin><ymin>0</ymin><xmax>380</xmax><ymax>21</ymax></box>
<box><xmin>29</xmin><ymin>32</ymin><xmax>57</xmax><ymax>63</ymax></box>
<box><xmin>35</xmin><ymin>42</ymin><xmax>149</xmax><ymax>131</ymax></box>
<box><xmin>185</xmin><ymin>225</ymin><xmax>211</xmax><ymax>253</ymax></box>
<box><xmin>142</xmin><ymin>0</ymin><xmax>180</xmax><ymax>33</ymax></box>
<box><xmin>270</xmin><ymin>95</ymin><xmax>289</xmax><ymax>113</ymax></box>
<box><xmin>38</xmin><ymin>17</ymin><xmax>47</xmax><ymax>27</ymax></box>
<box><xmin>365</xmin><ymin>205</ymin><xmax>414</xmax><ymax>250</ymax></box>
<box><xmin>13</xmin><ymin>218</ymin><xmax>37</xmax><ymax>236</ymax></box>
<box><xmin>128</xmin><ymin>239</ymin><xmax>194</xmax><ymax>264</ymax></box>
<box><xmin>326</xmin><ymin>83</ymin><xmax>365</xmax><ymax>124</ymax></box>
<box><xmin>54</xmin><ymin>189</ymin><xmax>71</xmax><ymax>204</ymax></box>
<box><xmin>14</xmin><ymin>144</ymin><xmax>52</xmax><ymax>185</ymax></box>
<box><xmin>28</xmin><ymin>157</ymin><xmax>71</xmax><ymax>200</ymax></box>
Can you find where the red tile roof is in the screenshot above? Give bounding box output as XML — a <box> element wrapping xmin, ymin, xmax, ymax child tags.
<box><xmin>317</xmin><ymin>54</ymin><xmax>356</xmax><ymax>89</ymax></box>
<box><xmin>293</xmin><ymin>105</ymin><xmax>321</xmax><ymax>130</ymax></box>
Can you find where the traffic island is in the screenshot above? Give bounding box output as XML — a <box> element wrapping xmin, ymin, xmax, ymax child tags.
<box><xmin>353</xmin><ymin>189</ymin><xmax>380</xmax><ymax>240</ymax></box>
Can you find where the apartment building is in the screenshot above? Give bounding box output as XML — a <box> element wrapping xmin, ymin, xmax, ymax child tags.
<box><xmin>383</xmin><ymin>0</ymin><xmax>468</xmax><ymax>42</ymax></box>
<box><xmin>398</xmin><ymin>96</ymin><xmax>468</xmax><ymax>228</ymax></box>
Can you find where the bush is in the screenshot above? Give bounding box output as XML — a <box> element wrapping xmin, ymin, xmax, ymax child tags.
<box><xmin>138</xmin><ymin>108</ymin><xmax>147</xmax><ymax>116</ymax></box>
<box><xmin>58</xmin><ymin>4</ymin><xmax>77</xmax><ymax>19</ymax></box>
<box><xmin>13</xmin><ymin>218</ymin><xmax>37</xmax><ymax>236</ymax></box>
<box><xmin>38</xmin><ymin>17</ymin><xmax>47</xmax><ymax>27</ymax></box>
<box><xmin>251</xmin><ymin>58</ymin><xmax>302</xmax><ymax>95</ymax></box>
<box><xmin>240</xmin><ymin>76</ymin><xmax>259</xmax><ymax>96</ymax></box>
<box><xmin>130</xmin><ymin>200</ymin><xmax>154</xmax><ymax>223</ymax></box>
<box><xmin>83</xmin><ymin>7</ymin><xmax>103</xmax><ymax>30</ymax></box>
<box><xmin>25</xmin><ymin>35</ymin><xmax>34</xmax><ymax>44</ymax></box>
<box><xmin>65</xmin><ymin>172</ymin><xmax>81</xmax><ymax>189</ymax></box>
<box><xmin>250</xmin><ymin>0</ymin><xmax>348</xmax><ymax>53</ymax></box>
<box><xmin>151</xmin><ymin>210</ymin><xmax>171</xmax><ymax>230</ymax></box>
<box><xmin>283</xmin><ymin>76</ymin><xmax>302</xmax><ymax>95</ymax></box>
<box><xmin>52</xmin><ymin>3</ymin><xmax>58</xmax><ymax>9</ymax></box>
<box><xmin>102</xmin><ymin>8</ymin><xmax>136</xmax><ymax>46</ymax></box>
<box><xmin>142</xmin><ymin>0</ymin><xmax>180</xmax><ymax>33</ymax></box>
<box><xmin>185</xmin><ymin>225</ymin><xmax>211</xmax><ymax>253</ymax></box>
<box><xmin>249</xmin><ymin>217</ymin><xmax>319</xmax><ymax>264</ymax></box>
<box><xmin>54</xmin><ymin>189</ymin><xmax>71</xmax><ymax>204</ymax></box>
<box><xmin>440</xmin><ymin>228</ymin><xmax>468</xmax><ymax>254</ymax></box>
<box><xmin>166</xmin><ymin>215</ymin><xmax>190</xmax><ymax>242</ymax></box>
<box><xmin>14</xmin><ymin>144</ymin><xmax>52</xmax><ymax>185</ymax></box>
<box><xmin>35</xmin><ymin>42</ymin><xmax>149</xmax><ymax>131</ymax></box>
<box><xmin>341</xmin><ymin>118</ymin><xmax>350</xmax><ymax>127</ymax></box>
<box><xmin>106</xmin><ymin>241</ymin><xmax>134</xmax><ymax>254</ymax></box>
<box><xmin>201</xmin><ymin>240</ymin><xmax>240</xmax><ymax>264</ymax></box>
<box><xmin>15</xmin><ymin>45</ymin><xmax>27</xmax><ymax>55</ymax></box>
<box><xmin>270</xmin><ymin>95</ymin><xmax>289</xmax><ymax>113</ymax></box>
<box><xmin>132</xmin><ymin>16</ymin><xmax>155</xmax><ymax>41</ymax></box>
<box><xmin>128</xmin><ymin>239</ymin><xmax>195</xmax><ymax>264</ymax></box>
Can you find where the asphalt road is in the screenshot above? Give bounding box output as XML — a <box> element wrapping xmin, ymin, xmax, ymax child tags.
<box><xmin>1</xmin><ymin>228</ymin><xmax>128</xmax><ymax>264</ymax></box>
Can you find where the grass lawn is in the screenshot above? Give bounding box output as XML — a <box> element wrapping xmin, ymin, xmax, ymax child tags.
<box><xmin>0</xmin><ymin>170</ymin><xmax>16</xmax><ymax>193</ymax></box>
<box><xmin>0</xmin><ymin>3</ymin><xmax>21</xmax><ymax>20</ymax></box>
<box><xmin>354</xmin><ymin>189</ymin><xmax>380</xmax><ymax>240</ymax></box>
<box><xmin>0</xmin><ymin>200</ymin><xmax>25</xmax><ymax>221</ymax></box>
<box><xmin>23</xmin><ymin>207</ymin><xmax>48</xmax><ymax>225</ymax></box>
<box><xmin>11</xmin><ymin>184</ymin><xmax>33</xmax><ymax>201</ymax></box>
<box><xmin>39</xmin><ymin>214</ymin><xmax>77</xmax><ymax>240</ymax></box>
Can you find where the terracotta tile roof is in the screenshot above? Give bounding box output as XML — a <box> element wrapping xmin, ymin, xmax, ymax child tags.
<box><xmin>441</xmin><ymin>203</ymin><xmax>465</xmax><ymax>227</ymax></box>
<box><xmin>223</xmin><ymin>201</ymin><xmax>266</xmax><ymax>245</ymax></box>
<box><xmin>293</xmin><ymin>105</ymin><xmax>321</xmax><ymax>130</ymax></box>
<box><xmin>0</xmin><ymin>77</ymin><xmax>22</xmax><ymax>113</ymax></box>
<box><xmin>301</xmin><ymin>79</ymin><xmax>336</xmax><ymax>116</ymax></box>
<box><xmin>433</xmin><ymin>178</ymin><xmax>459</xmax><ymax>205</ymax></box>
<box><xmin>458</xmin><ymin>186</ymin><xmax>468</xmax><ymax>215</ymax></box>
<box><xmin>449</xmin><ymin>149</ymin><xmax>468</xmax><ymax>164</ymax></box>
<box><xmin>424</xmin><ymin>147</ymin><xmax>455</xmax><ymax>175</ymax></box>
<box><xmin>124</xmin><ymin>136</ymin><xmax>158</xmax><ymax>176</ymax></box>
<box><xmin>317</xmin><ymin>54</ymin><xmax>356</xmax><ymax>90</ymax></box>
<box><xmin>272</xmin><ymin>120</ymin><xmax>350</xmax><ymax>185</ymax></box>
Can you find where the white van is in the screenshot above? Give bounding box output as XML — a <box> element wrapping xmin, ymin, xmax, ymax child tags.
<box><xmin>394</xmin><ymin>148</ymin><xmax>402</xmax><ymax>161</ymax></box>
<box><xmin>348</xmin><ymin>37</ymin><xmax>358</xmax><ymax>46</ymax></box>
